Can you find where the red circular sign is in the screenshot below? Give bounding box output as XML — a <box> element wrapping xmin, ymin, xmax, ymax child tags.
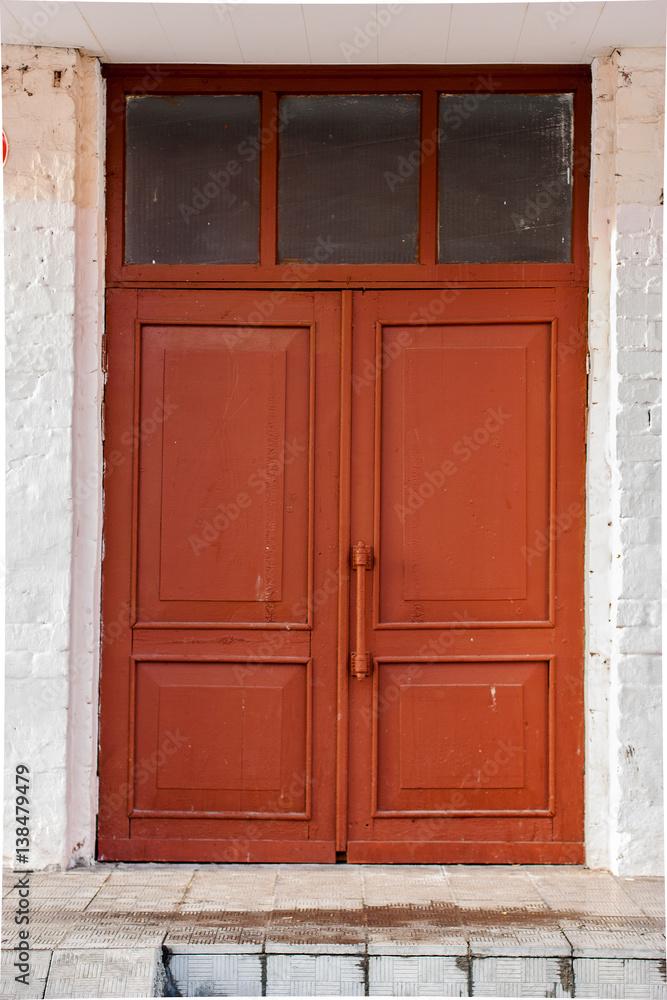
<box><xmin>2</xmin><ymin>130</ymin><xmax>8</xmax><ymax>168</ymax></box>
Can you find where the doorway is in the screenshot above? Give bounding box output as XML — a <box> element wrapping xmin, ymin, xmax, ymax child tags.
<box><xmin>98</xmin><ymin>67</ymin><xmax>590</xmax><ymax>863</ymax></box>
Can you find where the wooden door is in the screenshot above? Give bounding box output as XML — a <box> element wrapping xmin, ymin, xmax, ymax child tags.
<box><xmin>345</xmin><ymin>288</ymin><xmax>586</xmax><ymax>863</ymax></box>
<box><xmin>98</xmin><ymin>289</ymin><xmax>341</xmax><ymax>862</ymax></box>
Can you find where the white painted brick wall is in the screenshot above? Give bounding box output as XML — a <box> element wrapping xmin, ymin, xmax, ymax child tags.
<box><xmin>608</xmin><ymin>50</ymin><xmax>664</xmax><ymax>875</ymax></box>
<box><xmin>3</xmin><ymin>44</ymin><xmax>103</xmax><ymax>868</ymax></box>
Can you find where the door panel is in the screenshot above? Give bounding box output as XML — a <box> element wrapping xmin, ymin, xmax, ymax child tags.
<box><xmin>377</xmin><ymin>318</ymin><xmax>553</xmax><ymax>624</ymax></box>
<box><xmin>347</xmin><ymin>288</ymin><xmax>586</xmax><ymax>863</ymax></box>
<box><xmin>98</xmin><ymin>289</ymin><xmax>340</xmax><ymax>862</ymax></box>
<box><xmin>138</xmin><ymin>323</ymin><xmax>312</xmax><ymax>623</ymax></box>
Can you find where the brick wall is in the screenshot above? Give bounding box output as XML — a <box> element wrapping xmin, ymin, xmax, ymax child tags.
<box><xmin>609</xmin><ymin>49</ymin><xmax>664</xmax><ymax>873</ymax></box>
<box><xmin>588</xmin><ymin>48</ymin><xmax>664</xmax><ymax>875</ymax></box>
<box><xmin>3</xmin><ymin>44</ymin><xmax>104</xmax><ymax>868</ymax></box>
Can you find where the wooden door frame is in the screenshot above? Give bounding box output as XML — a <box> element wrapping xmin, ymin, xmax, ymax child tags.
<box><xmin>102</xmin><ymin>63</ymin><xmax>591</xmax><ymax>290</ymax></box>
<box><xmin>100</xmin><ymin>64</ymin><xmax>591</xmax><ymax>862</ymax></box>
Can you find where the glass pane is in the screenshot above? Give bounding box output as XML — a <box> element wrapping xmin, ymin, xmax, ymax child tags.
<box><xmin>438</xmin><ymin>93</ymin><xmax>573</xmax><ymax>263</ymax></box>
<box><xmin>278</xmin><ymin>95</ymin><xmax>420</xmax><ymax>264</ymax></box>
<box><xmin>125</xmin><ymin>95</ymin><xmax>260</xmax><ymax>264</ymax></box>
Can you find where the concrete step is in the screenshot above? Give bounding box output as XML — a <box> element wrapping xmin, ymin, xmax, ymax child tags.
<box><xmin>164</xmin><ymin>950</ymin><xmax>667</xmax><ymax>997</ymax></box>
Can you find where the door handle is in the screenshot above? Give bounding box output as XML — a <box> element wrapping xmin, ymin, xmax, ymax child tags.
<box><xmin>351</xmin><ymin>541</ymin><xmax>372</xmax><ymax>680</ymax></box>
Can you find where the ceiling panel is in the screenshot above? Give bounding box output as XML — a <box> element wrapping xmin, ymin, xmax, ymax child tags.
<box><xmin>2</xmin><ymin>0</ymin><xmax>106</xmax><ymax>53</ymax></box>
<box><xmin>302</xmin><ymin>4</ymin><xmax>377</xmax><ymax>63</ymax></box>
<box><xmin>229</xmin><ymin>3</ymin><xmax>310</xmax><ymax>62</ymax></box>
<box><xmin>0</xmin><ymin>1</ymin><xmax>665</xmax><ymax>65</ymax></box>
<box><xmin>513</xmin><ymin>1</ymin><xmax>605</xmax><ymax>62</ymax></box>
<box><xmin>152</xmin><ymin>3</ymin><xmax>244</xmax><ymax>63</ymax></box>
<box><xmin>77</xmin><ymin>2</ymin><xmax>176</xmax><ymax>61</ymax></box>
<box><xmin>584</xmin><ymin>0</ymin><xmax>667</xmax><ymax>55</ymax></box>
<box><xmin>377</xmin><ymin>4</ymin><xmax>452</xmax><ymax>64</ymax></box>
<box><xmin>445</xmin><ymin>2</ymin><xmax>527</xmax><ymax>63</ymax></box>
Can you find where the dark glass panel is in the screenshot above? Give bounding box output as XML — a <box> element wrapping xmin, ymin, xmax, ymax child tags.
<box><xmin>125</xmin><ymin>95</ymin><xmax>260</xmax><ymax>264</ymax></box>
<box><xmin>438</xmin><ymin>93</ymin><xmax>573</xmax><ymax>263</ymax></box>
<box><xmin>278</xmin><ymin>95</ymin><xmax>420</xmax><ymax>264</ymax></box>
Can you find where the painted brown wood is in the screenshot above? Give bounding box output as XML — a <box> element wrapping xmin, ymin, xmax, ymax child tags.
<box><xmin>103</xmin><ymin>67</ymin><xmax>591</xmax><ymax>286</ymax></box>
<box><xmin>100</xmin><ymin>66</ymin><xmax>589</xmax><ymax>863</ymax></box>
<box><xmin>345</xmin><ymin>287</ymin><xmax>586</xmax><ymax>862</ymax></box>
<box><xmin>98</xmin><ymin>289</ymin><xmax>341</xmax><ymax>861</ymax></box>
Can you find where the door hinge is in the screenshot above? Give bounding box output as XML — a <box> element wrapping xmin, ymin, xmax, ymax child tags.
<box><xmin>101</xmin><ymin>332</ymin><xmax>108</xmax><ymax>374</ymax></box>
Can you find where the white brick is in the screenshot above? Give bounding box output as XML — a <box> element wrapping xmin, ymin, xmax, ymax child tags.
<box><xmin>616</xmin><ymin>203</ymin><xmax>654</xmax><ymax>233</ymax></box>
<box><xmin>616</xmin><ymin>600</ymin><xmax>662</xmax><ymax>628</ymax></box>
<box><xmin>617</xmin><ymin>434</ymin><xmax>661</xmax><ymax>461</ymax></box>
<box><xmin>615</xmin><ymin>263</ymin><xmax>663</xmax><ymax>289</ymax></box>
<box><xmin>616</xmin><ymin>83</ymin><xmax>664</xmax><ymax>122</ymax></box>
<box><xmin>617</xmin><ymin>654</ymin><xmax>663</xmax><ymax>686</ymax></box>
<box><xmin>616</xmin><ymin>349</ymin><xmax>661</xmax><ymax>378</ymax></box>
<box><xmin>617</xmin><ymin>626</ymin><xmax>662</xmax><ymax>655</ymax></box>
<box><xmin>616</xmin><ymin>291</ymin><xmax>663</xmax><ymax>321</ymax></box>
<box><xmin>619</xmin><ymin>516</ymin><xmax>660</xmax><ymax>548</ymax></box>
<box><xmin>618</xmin><ymin>545</ymin><xmax>662</xmax><ymax>599</ymax></box>
<box><xmin>615</xmin><ymin>48</ymin><xmax>667</xmax><ymax>72</ymax></box>
<box><xmin>616</xmin><ymin>405</ymin><xmax>652</xmax><ymax>434</ymax></box>
<box><xmin>617</xmin><ymin>379</ymin><xmax>662</xmax><ymax>405</ymax></box>
<box><xmin>616</xmin><ymin>176</ymin><xmax>664</xmax><ymax>205</ymax></box>
<box><xmin>616</xmin><ymin>121</ymin><xmax>663</xmax><ymax>152</ymax></box>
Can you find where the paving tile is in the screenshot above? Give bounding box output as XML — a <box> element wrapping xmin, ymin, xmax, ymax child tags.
<box><xmin>468</xmin><ymin>924</ymin><xmax>571</xmax><ymax>957</ymax></box>
<box><xmin>266</xmin><ymin>954</ymin><xmax>365</xmax><ymax>995</ymax></box>
<box><xmin>165</xmin><ymin>922</ymin><xmax>265</xmax><ymax>953</ymax></box>
<box><xmin>368</xmin><ymin>955</ymin><xmax>468</xmax><ymax>996</ymax></box>
<box><xmin>445</xmin><ymin>867</ymin><xmax>547</xmax><ymax>912</ymax></box>
<box><xmin>168</xmin><ymin>954</ymin><xmax>262</xmax><ymax>997</ymax></box>
<box><xmin>574</xmin><ymin>957</ymin><xmax>667</xmax><ymax>998</ymax></box>
<box><xmin>561</xmin><ymin>919</ymin><xmax>666</xmax><ymax>959</ymax></box>
<box><xmin>43</xmin><ymin>948</ymin><xmax>163</xmax><ymax>998</ymax></box>
<box><xmin>1</xmin><ymin>947</ymin><xmax>52</xmax><ymax>1000</ymax></box>
<box><xmin>367</xmin><ymin>927</ymin><xmax>468</xmax><ymax>956</ymax></box>
<box><xmin>57</xmin><ymin>918</ymin><xmax>166</xmax><ymax>949</ymax></box>
<box><xmin>1</xmin><ymin>916</ymin><xmax>80</xmax><ymax>951</ymax></box>
<box><xmin>618</xmin><ymin>879</ymin><xmax>667</xmax><ymax>921</ymax></box>
<box><xmin>472</xmin><ymin>955</ymin><xmax>574</xmax><ymax>997</ymax></box>
<box><xmin>528</xmin><ymin>869</ymin><xmax>648</xmax><ymax>919</ymax></box>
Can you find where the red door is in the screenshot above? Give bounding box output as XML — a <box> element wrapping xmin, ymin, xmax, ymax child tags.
<box><xmin>98</xmin><ymin>289</ymin><xmax>342</xmax><ymax>861</ymax></box>
<box><xmin>345</xmin><ymin>288</ymin><xmax>586</xmax><ymax>863</ymax></box>
<box><xmin>98</xmin><ymin>285</ymin><xmax>586</xmax><ymax>863</ymax></box>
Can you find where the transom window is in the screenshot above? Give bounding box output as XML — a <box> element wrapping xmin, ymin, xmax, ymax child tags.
<box><xmin>108</xmin><ymin>68</ymin><xmax>590</xmax><ymax>278</ymax></box>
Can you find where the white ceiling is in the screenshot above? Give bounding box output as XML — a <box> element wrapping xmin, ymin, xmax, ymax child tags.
<box><xmin>1</xmin><ymin>0</ymin><xmax>665</xmax><ymax>63</ymax></box>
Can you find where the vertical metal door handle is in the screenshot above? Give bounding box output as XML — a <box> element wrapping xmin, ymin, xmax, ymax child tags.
<box><xmin>351</xmin><ymin>541</ymin><xmax>372</xmax><ymax>680</ymax></box>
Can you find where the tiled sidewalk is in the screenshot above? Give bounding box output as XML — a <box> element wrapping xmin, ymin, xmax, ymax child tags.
<box><xmin>1</xmin><ymin>864</ymin><xmax>664</xmax><ymax>997</ymax></box>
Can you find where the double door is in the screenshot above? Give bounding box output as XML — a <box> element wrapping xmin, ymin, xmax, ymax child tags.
<box><xmin>98</xmin><ymin>285</ymin><xmax>585</xmax><ymax>863</ymax></box>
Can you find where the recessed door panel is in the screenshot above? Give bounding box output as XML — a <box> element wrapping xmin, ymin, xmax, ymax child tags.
<box><xmin>374</xmin><ymin>659</ymin><xmax>550</xmax><ymax>815</ymax></box>
<box><xmin>137</xmin><ymin>323</ymin><xmax>311</xmax><ymax>624</ymax></box>
<box><xmin>379</xmin><ymin>322</ymin><xmax>552</xmax><ymax>624</ymax></box>
<box><xmin>132</xmin><ymin>660</ymin><xmax>310</xmax><ymax>817</ymax></box>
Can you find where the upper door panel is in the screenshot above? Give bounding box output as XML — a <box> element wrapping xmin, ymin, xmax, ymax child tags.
<box><xmin>137</xmin><ymin>318</ymin><xmax>312</xmax><ymax>625</ymax></box>
<box><xmin>376</xmin><ymin>308</ymin><xmax>554</xmax><ymax>626</ymax></box>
